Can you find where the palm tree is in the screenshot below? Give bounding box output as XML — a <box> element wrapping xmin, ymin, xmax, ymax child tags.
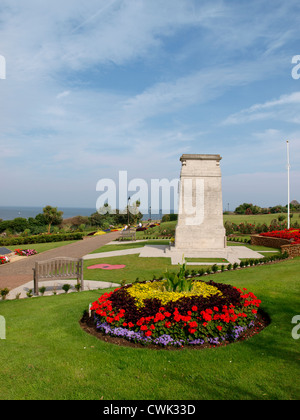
<box><xmin>43</xmin><ymin>205</ymin><xmax>63</xmax><ymax>234</ymax></box>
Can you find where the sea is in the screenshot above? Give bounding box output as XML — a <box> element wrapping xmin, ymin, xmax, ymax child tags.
<box><xmin>0</xmin><ymin>206</ymin><xmax>161</xmax><ymax>221</ymax></box>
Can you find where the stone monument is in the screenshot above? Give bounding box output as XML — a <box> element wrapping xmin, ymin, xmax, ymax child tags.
<box><xmin>174</xmin><ymin>154</ymin><xmax>226</xmax><ymax>250</ymax></box>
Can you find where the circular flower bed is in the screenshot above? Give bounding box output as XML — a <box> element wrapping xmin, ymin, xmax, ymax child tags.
<box><xmin>88</xmin><ymin>278</ymin><xmax>263</xmax><ymax>348</ymax></box>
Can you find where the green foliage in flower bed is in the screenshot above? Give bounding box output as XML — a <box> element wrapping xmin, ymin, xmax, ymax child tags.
<box><xmin>90</xmin><ymin>269</ymin><xmax>262</xmax><ymax>347</ymax></box>
<box><xmin>0</xmin><ymin>232</ymin><xmax>84</xmax><ymax>246</ymax></box>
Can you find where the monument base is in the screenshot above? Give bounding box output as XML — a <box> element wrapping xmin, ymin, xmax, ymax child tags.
<box><xmin>174</xmin><ymin>226</ymin><xmax>226</xmax><ymax>250</ymax></box>
<box><xmin>164</xmin><ymin>244</ymin><xmax>265</xmax><ymax>265</ymax></box>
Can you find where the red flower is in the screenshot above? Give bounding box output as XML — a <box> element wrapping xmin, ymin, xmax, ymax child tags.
<box><xmin>216</xmin><ymin>326</ymin><xmax>223</xmax><ymax>331</ymax></box>
<box><xmin>145</xmin><ymin>331</ymin><xmax>152</xmax><ymax>337</ymax></box>
<box><xmin>192</xmin><ymin>305</ymin><xmax>198</xmax><ymax>311</ymax></box>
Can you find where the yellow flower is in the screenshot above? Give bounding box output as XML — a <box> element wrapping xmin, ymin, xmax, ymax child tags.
<box><xmin>127</xmin><ymin>280</ymin><xmax>222</xmax><ymax>308</ymax></box>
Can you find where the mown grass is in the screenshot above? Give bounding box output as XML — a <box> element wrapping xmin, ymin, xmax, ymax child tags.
<box><xmin>90</xmin><ymin>240</ymin><xmax>169</xmax><ymax>254</ymax></box>
<box><xmin>0</xmin><ymin>257</ymin><xmax>299</xmax><ymax>400</ymax></box>
<box><xmin>84</xmin><ymin>254</ymin><xmax>174</xmax><ymax>284</ymax></box>
<box><xmin>185</xmin><ymin>258</ymin><xmax>229</xmax><ymax>263</ymax></box>
<box><xmin>8</xmin><ymin>240</ymin><xmax>81</xmax><ymax>254</ymax></box>
<box><xmin>223</xmin><ymin>212</ymin><xmax>299</xmax><ymax>225</ymax></box>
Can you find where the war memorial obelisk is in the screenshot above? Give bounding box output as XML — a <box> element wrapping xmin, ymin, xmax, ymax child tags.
<box><xmin>174</xmin><ymin>154</ymin><xmax>226</xmax><ymax>251</ymax></box>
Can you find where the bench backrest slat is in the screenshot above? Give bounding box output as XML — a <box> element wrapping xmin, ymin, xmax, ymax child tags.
<box><xmin>33</xmin><ymin>257</ymin><xmax>84</xmax><ymax>295</ymax></box>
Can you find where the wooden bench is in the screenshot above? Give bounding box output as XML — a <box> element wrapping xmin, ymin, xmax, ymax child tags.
<box><xmin>33</xmin><ymin>257</ymin><xmax>84</xmax><ymax>295</ymax></box>
<box><xmin>118</xmin><ymin>229</ymin><xmax>136</xmax><ymax>241</ymax></box>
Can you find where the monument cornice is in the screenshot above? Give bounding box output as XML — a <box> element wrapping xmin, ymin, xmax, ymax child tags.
<box><xmin>180</xmin><ymin>154</ymin><xmax>222</xmax><ymax>161</ymax></box>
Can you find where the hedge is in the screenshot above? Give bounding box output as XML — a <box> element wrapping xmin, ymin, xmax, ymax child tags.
<box><xmin>0</xmin><ymin>232</ymin><xmax>84</xmax><ymax>246</ymax></box>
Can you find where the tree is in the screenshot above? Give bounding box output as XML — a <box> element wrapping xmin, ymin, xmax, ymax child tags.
<box><xmin>43</xmin><ymin>205</ymin><xmax>63</xmax><ymax>234</ymax></box>
<box><xmin>235</xmin><ymin>203</ymin><xmax>261</xmax><ymax>215</ymax></box>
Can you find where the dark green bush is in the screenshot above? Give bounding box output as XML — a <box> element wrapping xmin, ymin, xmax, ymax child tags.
<box><xmin>0</xmin><ymin>232</ymin><xmax>84</xmax><ymax>246</ymax></box>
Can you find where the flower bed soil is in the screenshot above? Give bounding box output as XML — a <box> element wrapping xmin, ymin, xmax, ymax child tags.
<box><xmin>80</xmin><ymin>308</ymin><xmax>270</xmax><ymax>350</ymax></box>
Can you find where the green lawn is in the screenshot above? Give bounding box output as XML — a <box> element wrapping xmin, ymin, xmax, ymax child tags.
<box><xmin>185</xmin><ymin>257</ymin><xmax>229</xmax><ymax>263</ymax></box>
<box><xmin>0</xmin><ymin>257</ymin><xmax>299</xmax><ymax>400</ymax></box>
<box><xmin>84</xmin><ymin>254</ymin><xmax>173</xmax><ymax>283</ymax></box>
<box><xmin>90</xmin><ymin>240</ymin><xmax>169</xmax><ymax>254</ymax></box>
<box><xmin>224</xmin><ymin>212</ymin><xmax>299</xmax><ymax>225</ymax></box>
<box><xmin>83</xmin><ymin>241</ymin><xmax>280</xmax><ymax>283</ymax></box>
<box><xmin>9</xmin><ymin>240</ymin><xmax>81</xmax><ymax>254</ymax></box>
<box><xmin>137</xmin><ymin>213</ymin><xmax>300</xmax><ymax>240</ymax></box>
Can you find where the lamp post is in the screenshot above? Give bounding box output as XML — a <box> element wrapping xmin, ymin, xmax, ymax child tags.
<box><xmin>127</xmin><ymin>196</ymin><xmax>131</xmax><ymax>225</ymax></box>
<box><xmin>287</xmin><ymin>141</ymin><xmax>290</xmax><ymax>229</ymax></box>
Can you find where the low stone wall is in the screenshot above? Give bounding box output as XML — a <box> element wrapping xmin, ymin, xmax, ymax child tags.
<box><xmin>250</xmin><ymin>234</ymin><xmax>291</xmax><ymax>249</ymax></box>
<box><xmin>281</xmin><ymin>243</ymin><xmax>300</xmax><ymax>257</ymax></box>
<box><xmin>251</xmin><ymin>234</ymin><xmax>300</xmax><ymax>257</ymax></box>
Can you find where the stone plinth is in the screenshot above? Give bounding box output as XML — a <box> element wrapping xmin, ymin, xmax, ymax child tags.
<box><xmin>174</xmin><ymin>154</ymin><xmax>226</xmax><ymax>250</ymax></box>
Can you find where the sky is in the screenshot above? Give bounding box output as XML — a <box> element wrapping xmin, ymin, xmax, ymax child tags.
<box><xmin>0</xmin><ymin>0</ymin><xmax>299</xmax><ymax>214</ymax></box>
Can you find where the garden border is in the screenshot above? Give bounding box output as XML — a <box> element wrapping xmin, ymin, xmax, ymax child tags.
<box><xmin>251</xmin><ymin>234</ymin><xmax>300</xmax><ymax>257</ymax></box>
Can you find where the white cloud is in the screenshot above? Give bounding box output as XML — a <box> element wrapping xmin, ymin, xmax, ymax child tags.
<box><xmin>56</xmin><ymin>91</ymin><xmax>71</xmax><ymax>100</ymax></box>
<box><xmin>1</xmin><ymin>0</ymin><xmax>300</xmax><ymax>207</ymax></box>
<box><xmin>223</xmin><ymin>92</ymin><xmax>300</xmax><ymax>125</ymax></box>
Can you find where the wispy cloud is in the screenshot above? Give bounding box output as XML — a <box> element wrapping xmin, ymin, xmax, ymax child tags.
<box><xmin>223</xmin><ymin>92</ymin><xmax>300</xmax><ymax>125</ymax></box>
<box><xmin>1</xmin><ymin>0</ymin><xmax>300</xmax><ymax>207</ymax></box>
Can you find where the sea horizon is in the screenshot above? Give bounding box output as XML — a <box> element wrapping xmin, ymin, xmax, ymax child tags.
<box><xmin>0</xmin><ymin>205</ymin><xmax>162</xmax><ymax>222</ymax></box>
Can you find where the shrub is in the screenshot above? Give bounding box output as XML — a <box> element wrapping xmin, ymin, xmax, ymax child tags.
<box><xmin>39</xmin><ymin>286</ymin><xmax>46</xmax><ymax>296</ymax></box>
<box><xmin>211</xmin><ymin>264</ymin><xmax>218</xmax><ymax>273</ymax></box>
<box><xmin>26</xmin><ymin>289</ymin><xmax>33</xmax><ymax>298</ymax></box>
<box><xmin>62</xmin><ymin>284</ymin><xmax>72</xmax><ymax>293</ymax></box>
<box><xmin>0</xmin><ymin>232</ymin><xmax>84</xmax><ymax>246</ymax></box>
<box><xmin>0</xmin><ymin>288</ymin><xmax>9</xmax><ymax>300</ymax></box>
<box><xmin>74</xmin><ymin>284</ymin><xmax>81</xmax><ymax>292</ymax></box>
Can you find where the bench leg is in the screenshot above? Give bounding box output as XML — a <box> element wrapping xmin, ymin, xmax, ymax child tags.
<box><xmin>80</xmin><ymin>258</ymin><xmax>84</xmax><ymax>291</ymax></box>
<box><xmin>33</xmin><ymin>268</ymin><xmax>39</xmax><ymax>295</ymax></box>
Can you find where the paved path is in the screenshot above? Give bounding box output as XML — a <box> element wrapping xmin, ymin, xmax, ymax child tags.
<box><xmin>0</xmin><ymin>232</ymin><xmax>120</xmax><ymax>290</ymax></box>
<box><xmin>6</xmin><ymin>279</ymin><xmax>120</xmax><ymax>300</ymax></box>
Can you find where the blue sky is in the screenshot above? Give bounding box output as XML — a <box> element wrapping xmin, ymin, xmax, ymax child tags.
<box><xmin>0</xmin><ymin>0</ymin><xmax>299</xmax><ymax>213</ymax></box>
